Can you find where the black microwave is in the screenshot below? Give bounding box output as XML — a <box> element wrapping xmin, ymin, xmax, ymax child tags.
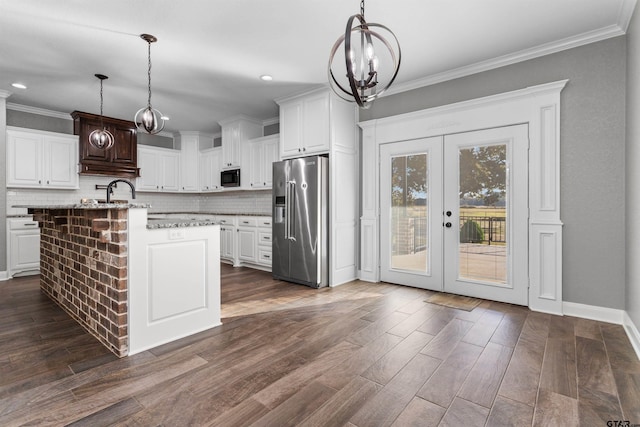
<box><xmin>221</xmin><ymin>169</ymin><xmax>240</xmax><ymax>187</ymax></box>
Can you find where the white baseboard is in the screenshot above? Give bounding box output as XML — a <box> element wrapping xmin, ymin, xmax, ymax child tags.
<box><xmin>562</xmin><ymin>301</ymin><xmax>640</xmax><ymax>362</ymax></box>
<box><xmin>562</xmin><ymin>301</ymin><xmax>625</xmax><ymax>324</ymax></box>
<box><xmin>623</xmin><ymin>311</ymin><xmax>640</xmax><ymax>362</ymax></box>
<box><xmin>0</xmin><ymin>271</ymin><xmax>9</xmax><ymax>281</ymax></box>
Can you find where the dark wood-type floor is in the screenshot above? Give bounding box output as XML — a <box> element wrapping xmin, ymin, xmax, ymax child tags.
<box><xmin>1</xmin><ymin>265</ymin><xmax>639</xmax><ymax>426</ymax></box>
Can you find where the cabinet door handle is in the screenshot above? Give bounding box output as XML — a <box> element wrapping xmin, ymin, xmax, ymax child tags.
<box><xmin>23</xmin><ymin>223</ymin><xmax>37</xmax><ymax>227</ymax></box>
<box><xmin>263</xmin><ymin>255</ymin><xmax>270</xmax><ymax>259</ymax></box>
<box><xmin>38</xmin><ymin>180</ymin><xmax>41</xmax><ymax>184</ymax></box>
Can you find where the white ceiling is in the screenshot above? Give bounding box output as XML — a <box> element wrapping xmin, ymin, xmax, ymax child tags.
<box><xmin>0</xmin><ymin>0</ymin><xmax>635</xmax><ymax>135</ymax></box>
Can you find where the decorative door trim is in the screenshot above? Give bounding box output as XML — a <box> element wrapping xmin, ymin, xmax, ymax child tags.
<box><xmin>359</xmin><ymin>80</ymin><xmax>568</xmax><ymax>314</ymax></box>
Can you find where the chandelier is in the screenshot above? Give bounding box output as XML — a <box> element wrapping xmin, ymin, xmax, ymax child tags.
<box><xmin>328</xmin><ymin>0</ymin><xmax>401</xmax><ymax>108</ymax></box>
<box><xmin>134</xmin><ymin>34</ymin><xmax>165</xmax><ymax>134</ymax></box>
<box><xmin>88</xmin><ymin>74</ymin><xmax>115</xmax><ymax>150</ymax></box>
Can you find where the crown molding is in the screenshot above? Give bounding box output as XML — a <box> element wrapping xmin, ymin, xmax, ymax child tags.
<box><xmin>0</xmin><ymin>90</ymin><xmax>11</xmax><ymax>99</ymax></box>
<box><xmin>618</xmin><ymin>0</ymin><xmax>638</xmax><ymax>31</ymax></box>
<box><xmin>7</xmin><ymin>103</ymin><xmax>72</xmax><ymax>120</ymax></box>
<box><xmin>262</xmin><ymin>116</ymin><xmax>279</xmax><ymax>127</ymax></box>
<box><xmin>386</xmin><ymin>21</ymin><xmax>630</xmax><ymax>97</ymax></box>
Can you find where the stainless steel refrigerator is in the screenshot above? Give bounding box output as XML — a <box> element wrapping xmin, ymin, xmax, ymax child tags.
<box><xmin>272</xmin><ymin>156</ymin><xmax>328</xmax><ymax>288</ymax></box>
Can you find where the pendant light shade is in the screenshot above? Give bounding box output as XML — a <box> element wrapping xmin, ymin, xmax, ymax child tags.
<box><xmin>89</xmin><ymin>74</ymin><xmax>115</xmax><ymax>150</ymax></box>
<box><xmin>328</xmin><ymin>0</ymin><xmax>401</xmax><ymax>108</ymax></box>
<box><xmin>134</xmin><ymin>33</ymin><xmax>165</xmax><ymax>134</ymax></box>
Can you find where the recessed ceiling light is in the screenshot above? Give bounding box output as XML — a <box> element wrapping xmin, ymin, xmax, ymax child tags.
<box><xmin>160</xmin><ymin>116</ymin><xmax>170</xmax><ymax>121</ymax></box>
<box><xmin>260</xmin><ymin>75</ymin><xmax>273</xmax><ymax>82</ymax></box>
<box><xmin>11</xmin><ymin>83</ymin><xmax>27</xmax><ymax>89</ymax></box>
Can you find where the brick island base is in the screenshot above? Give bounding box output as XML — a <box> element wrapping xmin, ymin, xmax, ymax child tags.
<box><xmin>31</xmin><ymin>207</ymin><xmax>129</xmax><ymax>357</ymax></box>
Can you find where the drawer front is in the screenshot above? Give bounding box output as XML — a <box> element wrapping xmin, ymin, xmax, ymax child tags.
<box><xmin>237</xmin><ymin>217</ymin><xmax>257</xmax><ymax>227</ymax></box>
<box><xmin>9</xmin><ymin>218</ymin><xmax>39</xmax><ymax>230</ymax></box>
<box><xmin>217</xmin><ymin>216</ymin><xmax>236</xmax><ymax>226</ymax></box>
<box><xmin>258</xmin><ymin>231</ymin><xmax>272</xmax><ymax>246</ymax></box>
<box><xmin>258</xmin><ymin>248</ymin><xmax>273</xmax><ymax>265</ymax></box>
<box><xmin>258</xmin><ymin>217</ymin><xmax>272</xmax><ymax>228</ymax></box>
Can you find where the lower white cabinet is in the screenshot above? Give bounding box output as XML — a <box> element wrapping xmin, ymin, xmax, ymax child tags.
<box><xmin>220</xmin><ymin>225</ymin><xmax>236</xmax><ymax>263</ymax></box>
<box><xmin>237</xmin><ymin>229</ymin><xmax>257</xmax><ymax>263</ymax></box>
<box><xmin>257</xmin><ymin>217</ymin><xmax>272</xmax><ymax>267</ymax></box>
<box><xmin>7</xmin><ymin>218</ymin><xmax>40</xmax><ymax>277</ymax></box>
<box><xmin>216</xmin><ymin>215</ymin><xmax>271</xmax><ymax>270</ymax></box>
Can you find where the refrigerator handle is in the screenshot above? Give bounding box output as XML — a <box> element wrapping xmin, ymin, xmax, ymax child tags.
<box><xmin>287</xmin><ymin>180</ymin><xmax>296</xmax><ymax>241</ymax></box>
<box><xmin>284</xmin><ymin>181</ymin><xmax>290</xmax><ymax>240</ymax></box>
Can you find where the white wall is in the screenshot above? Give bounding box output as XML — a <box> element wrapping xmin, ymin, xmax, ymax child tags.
<box><xmin>626</xmin><ymin>7</ymin><xmax>640</xmax><ymax>335</ymax></box>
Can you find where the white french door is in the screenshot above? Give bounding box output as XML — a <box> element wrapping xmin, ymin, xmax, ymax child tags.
<box><xmin>380</xmin><ymin>124</ymin><xmax>529</xmax><ymax>305</ymax></box>
<box><xmin>380</xmin><ymin>137</ymin><xmax>443</xmax><ymax>290</ymax></box>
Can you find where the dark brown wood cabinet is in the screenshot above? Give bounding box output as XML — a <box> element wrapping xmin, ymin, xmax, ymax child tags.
<box><xmin>71</xmin><ymin>111</ymin><xmax>140</xmax><ymax>178</ymax></box>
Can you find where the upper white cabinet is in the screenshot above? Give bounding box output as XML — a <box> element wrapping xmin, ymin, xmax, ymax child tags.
<box><xmin>277</xmin><ymin>89</ymin><xmax>332</xmax><ymax>158</ymax></box>
<box><xmin>200</xmin><ymin>147</ymin><xmax>222</xmax><ymax>192</ymax></box>
<box><xmin>179</xmin><ymin>133</ymin><xmax>200</xmax><ymax>192</ymax></box>
<box><xmin>246</xmin><ymin>134</ymin><xmax>279</xmax><ymax>189</ymax></box>
<box><xmin>137</xmin><ymin>146</ymin><xmax>180</xmax><ymax>192</ymax></box>
<box><xmin>7</xmin><ymin>127</ymin><xmax>79</xmax><ymax>189</ymax></box>
<box><xmin>219</xmin><ymin>116</ymin><xmax>262</xmax><ymax>170</ymax></box>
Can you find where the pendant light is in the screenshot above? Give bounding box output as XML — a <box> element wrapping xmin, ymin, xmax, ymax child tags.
<box><xmin>88</xmin><ymin>74</ymin><xmax>115</xmax><ymax>150</ymax></box>
<box><xmin>328</xmin><ymin>0</ymin><xmax>401</xmax><ymax>108</ymax></box>
<box><xmin>134</xmin><ymin>33</ymin><xmax>165</xmax><ymax>134</ymax></box>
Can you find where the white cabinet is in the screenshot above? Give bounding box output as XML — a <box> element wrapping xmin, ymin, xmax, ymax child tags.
<box><xmin>200</xmin><ymin>148</ymin><xmax>222</xmax><ymax>191</ymax></box>
<box><xmin>179</xmin><ymin>134</ymin><xmax>200</xmax><ymax>192</ymax></box>
<box><xmin>278</xmin><ymin>90</ymin><xmax>331</xmax><ymax>158</ymax></box>
<box><xmin>257</xmin><ymin>217</ymin><xmax>273</xmax><ymax>267</ymax></box>
<box><xmin>247</xmin><ymin>135</ymin><xmax>279</xmax><ymax>189</ymax></box>
<box><xmin>6</xmin><ymin>127</ymin><xmax>79</xmax><ymax>189</ymax></box>
<box><xmin>218</xmin><ymin>216</ymin><xmax>237</xmax><ymax>263</ymax></box>
<box><xmin>137</xmin><ymin>146</ymin><xmax>180</xmax><ymax>192</ymax></box>
<box><xmin>219</xmin><ymin>116</ymin><xmax>262</xmax><ymax>170</ymax></box>
<box><xmin>237</xmin><ymin>225</ymin><xmax>257</xmax><ymax>264</ymax></box>
<box><xmin>7</xmin><ymin>218</ymin><xmax>40</xmax><ymax>277</ymax></box>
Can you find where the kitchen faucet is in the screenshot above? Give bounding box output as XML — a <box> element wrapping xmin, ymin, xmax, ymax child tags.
<box><xmin>106</xmin><ymin>179</ymin><xmax>136</xmax><ymax>203</ymax></box>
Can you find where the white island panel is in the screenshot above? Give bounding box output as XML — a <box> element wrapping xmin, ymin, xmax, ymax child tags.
<box><xmin>128</xmin><ymin>208</ymin><xmax>221</xmax><ymax>355</ymax></box>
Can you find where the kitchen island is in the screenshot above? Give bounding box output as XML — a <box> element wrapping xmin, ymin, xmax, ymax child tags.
<box><xmin>20</xmin><ymin>203</ymin><xmax>221</xmax><ymax>357</ymax></box>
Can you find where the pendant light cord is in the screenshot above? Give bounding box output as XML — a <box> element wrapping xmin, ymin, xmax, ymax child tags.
<box><xmin>147</xmin><ymin>41</ymin><xmax>153</xmax><ymax>109</ymax></box>
<box><xmin>360</xmin><ymin>0</ymin><xmax>365</xmax><ymax>18</ymax></box>
<box><xmin>99</xmin><ymin>79</ymin><xmax>105</xmax><ymax>129</ymax></box>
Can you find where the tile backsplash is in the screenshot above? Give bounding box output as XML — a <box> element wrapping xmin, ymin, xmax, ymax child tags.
<box><xmin>7</xmin><ymin>175</ymin><xmax>272</xmax><ymax>215</ymax></box>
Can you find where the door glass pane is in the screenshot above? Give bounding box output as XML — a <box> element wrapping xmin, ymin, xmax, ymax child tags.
<box><xmin>391</xmin><ymin>153</ymin><xmax>428</xmax><ymax>273</ymax></box>
<box><xmin>458</xmin><ymin>144</ymin><xmax>507</xmax><ymax>283</ymax></box>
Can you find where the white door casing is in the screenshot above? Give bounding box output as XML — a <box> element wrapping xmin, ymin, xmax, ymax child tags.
<box><xmin>359</xmin><ymin>80</ymin><xmax>567</xmax><ymax>315</ymax></box>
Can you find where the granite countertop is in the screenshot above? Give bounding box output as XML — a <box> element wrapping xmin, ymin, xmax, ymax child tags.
<box><xmin>14</xmin><ymin>203</ymin><xmax>151</xmax><ymax>210</ymax></box>
<box><xmin>148</xmin><ymin>211</ymin><xmax>270</xmax><ymax>217</ymax></box>
<box><xmin>146</xmin><ymin>218</ymin><xmax>220</xmax><ymax>229</ymax></box>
